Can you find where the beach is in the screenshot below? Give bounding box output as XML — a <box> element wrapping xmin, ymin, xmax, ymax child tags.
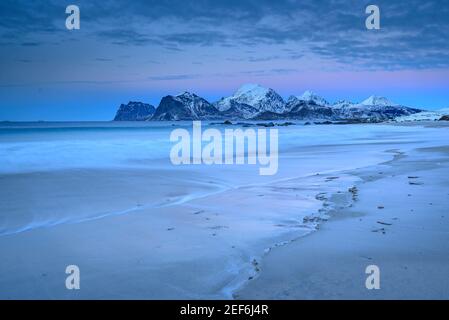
<box><xmin>0</xmin><ymin>121</ymin><xmax>448</xmax><ymax>299</ymax></box>
<box><xmin>238</xmin><ymin>142</ymin><xmax>449</xmax><ymax>299</ymax></box>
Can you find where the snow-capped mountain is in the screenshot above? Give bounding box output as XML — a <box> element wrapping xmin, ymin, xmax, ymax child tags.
<box><xmin>394</xmin><ymin>111</ymin><xmax>441</xmax><ymax>122</ymax></box>
<box><xmin>174</xmin><ymin>92</ymin><xmax>218</xmax><ymax>118</ymax></box>
<box><xmin>395</xmin><ymin>107</ymin><xmax>449</xmax><ymax>122</ymax></box>
<box><xmin>114</xmin><ymin>85</ymin><xmax>426</xmax><ymax>122</ymax></box>
<box><xmin>282</xmin><ymin>95</ymin><xmax>335</xmax><ymax>119</ymax></box>
<box><xmin>151</xmin><ymin>92</ymin><xmax>219</xmax><ymax>120</ymax></box>
<box><xmin>332</xmin><ymin>100</ymin><xmax>355</xmax><ymax>109</ymax></box>
<box><xmin>217</xmin><ymin>100</ymin><xmax>260</xmax><ymax>120</ymax></box>
<box><xmin>255</xmin><ymin>93</ymin><xmax>335</xmax><ymax>121</ymax></box>
<box><xmin>296</xmin><ymin>91</ymin><xmax>330</xmax><ymax>106</ymax></box>
<box><xmin>113</xmin><ymin>101</ymin><xmax>155</xmax><ymax>121</ymax></box>
<box><xmin>334</xmin><ymin>96</ymin><xmax>421</xmax><ymax>121</ymax></box>
<box><xmin>360</xmin><ymin>95</ymin><xmax>398</xmax><ymax>107</ymax></box>
<box><xmin>215</xmin><ymin>84</ymin><xmax>286</xmax><ymax>117</ymax></box>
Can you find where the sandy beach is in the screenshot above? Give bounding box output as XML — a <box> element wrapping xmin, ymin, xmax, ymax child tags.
<box><xmin>0</xmin><ymin>121</ymin><xmax>448</xmax><ymax>299</ymax></box>
<box><xmin>238</xmin><ymin>143</ymin><xmax>449</xmax><ymax>299</ymax></box>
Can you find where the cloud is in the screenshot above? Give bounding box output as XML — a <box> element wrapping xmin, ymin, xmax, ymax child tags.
<box><xmin>163</xmin><ymin>31</ymin><xmax>228</xmax><ymax>46</ymax></box>
<box><xmin>148</xmin><ymin>74</ymin><xmax>200</xmax><ymax>81</ymax></box>
<box><xmin>96</xmin><ymin>29</ymin><xmax>157</xmax><ymax>46</ymax></box>
<box><xmin>21</xmin><ymin>42</ymin><xmax>40</xmax><ymax>46</ymax></box>
<box><xmin>239</xmin><ymin>68</ymin><xmax>298</xmax><ymax>76</ymax></box>
<box><xmin>1</xmin><ymin>0</ymin><xmax>448</xmax><ymax>71</ymax></box>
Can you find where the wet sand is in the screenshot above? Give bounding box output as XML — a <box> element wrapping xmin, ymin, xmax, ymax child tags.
<box><xmin>237</xmin><ymin>145</ymin><xmax>449</xmax><ymax>299</ymax></box>
<box><xmin>0</xmin><ymin>122</ymin><xmax>448</xmax><ymax>299</ymax></box>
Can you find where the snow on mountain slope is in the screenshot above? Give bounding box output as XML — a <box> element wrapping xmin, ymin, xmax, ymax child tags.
<box><xmin>332</xmin><ymin>100</ymin><xmax>354</xmax><ymax>109</ymax></box>
<box><xmin>215</xmin><ymin>84</ymin><xmax>286</xmax><ymax>115</ymax></box>
<box><xmin>120</xmin><ymin>85</ymin><xmax>428</xmax><ymax>122</ymax></box>
<box><xmin>233</xmin><ymin>84</ymin><xmax>270</xmax><ymax>106</ymax></box>
<box><xmin>395</xmin><ymin>107</ymin><xmax>449</xmax><ymax>122</ymax></box>
<box><xmin>174</xmin><ymin>92</ymin><xmax>217</xmax><ymax>118</ymax></box>
<box><xmin>281</xmin><ymin>95</ymin><xmax>336</xmax><ymax>120</ymax></box>
<box><xmin>394</xmin><ymin>111</ymin><xmax>441</xmax><ymax>122</ymax></box>
<box><xmin>296</xmin><ymin>91</ymin><xmax>330</xmax><ymax>106</ymax></box>
<box><xmin>361</xmin><ymin>95</ymin><xmax>398</xmax><ymax>107</ymax></box>
<box><xmin>151</xmin><ymin>92</ymin><xmax>219</xmax><ymax>120</ymax></box>
<box><xmin>217</xmin><ymin>100</ymin><xmax>259</xmax><ymax>119</ymax></box>
<box><xmin>333</xmin><ymin>96</ymin><xmax>421</xmax><ymax>121</ymax></box>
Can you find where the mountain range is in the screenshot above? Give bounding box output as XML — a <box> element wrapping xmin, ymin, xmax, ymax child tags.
<box><xmin>114</xmin><ymin>84</ymin><xmax>423</xmax><ymax>122</ymax></box>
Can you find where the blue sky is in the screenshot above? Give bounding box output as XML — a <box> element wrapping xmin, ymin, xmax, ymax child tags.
<box><xmin>1</xmin><ymin>0</ymin><xmax>448</xmax><ymax>120</ymax></box>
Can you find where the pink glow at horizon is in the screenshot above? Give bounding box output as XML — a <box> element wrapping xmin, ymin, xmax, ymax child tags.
<box><xmin>184</xmin><ymin>69</ymin><xmax>449</xmax><ymax>92</ymax></box>
<box><xmin>125</xmin><ymin>68</ymin><xmax>449</xmax><ymax>108</ymax></box>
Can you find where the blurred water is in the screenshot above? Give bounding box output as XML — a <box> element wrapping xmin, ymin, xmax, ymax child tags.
<box><xmin>0</xmin><ymin>122</ymin><xmax>176</xmax><ymax>173</ymax></box>
<box><xmin>0</xmin><ymin>121</ymin><xmax>445</xmax><ymax>174</ymax></box>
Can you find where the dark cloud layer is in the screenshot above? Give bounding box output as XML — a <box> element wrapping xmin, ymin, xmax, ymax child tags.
<box><xmin>0</xmin><ymin>0</ymin><xmax>448</xmax><ymax>69</ymax></box>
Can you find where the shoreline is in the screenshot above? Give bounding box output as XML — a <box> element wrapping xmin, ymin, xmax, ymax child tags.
<box><xmin>221</xmin><ymin>172</ymin><xmax>359</xmax><ymax>299</ymax></box>
<box><xmin>236</xmin><ymin>142</ymin><xmax>449</xmax><ymax>299</ymax></box>
<box><xmin>227</xmin><ymin>151</ymin><xmax>401</xmax><ymax>298</ymax></box>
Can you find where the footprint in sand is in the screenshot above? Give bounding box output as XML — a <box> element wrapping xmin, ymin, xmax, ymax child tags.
<box><xmin>372</xmin><ymin>227</ymin><xmax>386</xmax><ymax>234</ymax></box>
<box><xmin>408</xmin><ymin>176</ymin><xmax>423</xmax><ymax>185</ymax></box>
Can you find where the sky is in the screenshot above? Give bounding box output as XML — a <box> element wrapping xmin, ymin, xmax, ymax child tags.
<box><xmin>0</xmin><ymin>0</ymin><xmax>449</xmax><ymax>120</ymax></box>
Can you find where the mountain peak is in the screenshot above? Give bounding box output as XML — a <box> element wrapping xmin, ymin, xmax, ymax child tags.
<box><xmin>332</xmin><ymin>100</ymin><xmax>354</xmax><ymax>108</ymax></box>
<box><xmin>334</xmin><ymin>99</ymin><xmax>353</xmax><ymax>105</ymax></box>
<box><xmin>113</xmin><ymin>101</ymin><xmax>155</xmax><ymax>121</ymax></box>
<box><xmin>361</xmin><ymin>95</ymin><xmax>397</xmax><ymax>106</ymax></box>
<box><xmin>221</xmin><ymin>83</ymin><xmax>285</xmax><ymax>114</ymax></box>
<box><xmin>301</xmin><ymin>90</ymin><xmax>316</xmax><ymax>98</ymax></box>
<box><xmin>297</xmin><ymin>90</ymin><xmax>329</xmax><ymax>106</ymax></box>
<box><xmin>234</xmin><ymin>83</ymin><xmax>269</xmax><ymax>98</ymax></box>
<box><xmin>176</xmin><ymin>91</ymin><xmax>198</xmax><ymax>99</ymax></box>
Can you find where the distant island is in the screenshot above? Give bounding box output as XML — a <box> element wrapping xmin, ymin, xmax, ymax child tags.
<box><xmin>112</xmin><ymin>84</ymin><xmax>447</xmax><ymax>123</ymax></box>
